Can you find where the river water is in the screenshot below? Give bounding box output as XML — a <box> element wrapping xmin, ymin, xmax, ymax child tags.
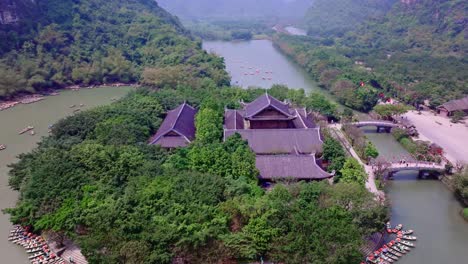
<box><xmin>0</xmin><ymin>87</ymin><xmax>132</xmax><ymax>263</ymax></box>
<box><xmin>203</xmin><ymin>39</ymin><xmax>321</xmax><ymax>91</ymax></box>
<box><xmin>365</xmin><ymin>129</ymin><xmax>468</xmax><ymax>263</ymax></box>
<box><xmin>205</xmin><ymin>40</ymin><xmax>468</xmax><ymax>263</ymax></box>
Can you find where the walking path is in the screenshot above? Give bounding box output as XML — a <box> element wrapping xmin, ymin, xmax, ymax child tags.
<box><xmin>329</xmin><ymin>125</ymin><xmax>384</xmax><ymax>199</ymax></box>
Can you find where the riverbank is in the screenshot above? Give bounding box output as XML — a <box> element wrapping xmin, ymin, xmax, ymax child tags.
<box><xmin>402</xmin><ymin>110</ymin><xmax>468</xmax><ymax>165</ymax></box>
<box><xmin>0</xmin><ymin>83</ymin><xmax>138</xmax><ymax>112</ymax></box>
<box><xmin>0</xmin><ymin>87</ymin><xmax>133</xmax><ymax>263</ymax></box>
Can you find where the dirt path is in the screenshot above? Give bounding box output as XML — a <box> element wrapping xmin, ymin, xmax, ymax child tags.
<box><xmin>329</xmin><ymin>125</ymin><xmax>384</xmax><ymax>199</ymax></box>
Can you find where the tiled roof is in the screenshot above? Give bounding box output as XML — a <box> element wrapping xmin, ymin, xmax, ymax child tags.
<box><xmin>292</xmin><ymin>108</ymin><xmax>316</xmax><ymax>128</ymax></box>
<box><xmin>224</xmin><ymin>128</ymin><xmax>323</xmax><ymax>154</ymax></box>
<box><xmin>244</xmin><ymin>94</ymin><xmax>293</xmax><ymax>118</ymax></box>
<box><xmin>256</xmin><ymin>155</ymin><xmax>332</xmax><ymax>180</ymax></box>
<box><xmin>224</xmin><ymin>109</ymin><xmax>245</xmax><ymax>130</ymax></box>
<box><xmin>438</xmin><ymin>96</ymin><xmax>468</xmax><ymax>112</ymax></box>
<box><xmin>149</xmin><ymin>103</ymin><xmax>197</xmax><ymax>146</ymax></box>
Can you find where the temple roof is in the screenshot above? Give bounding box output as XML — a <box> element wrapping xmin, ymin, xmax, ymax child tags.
<box><xmin>256</xmin><ymin>155</ymin><xmax>332</xmax><ymax>180</ymax></box>
<box><xmin>149</xmin><ymin>102</ymin><xmax>197</xmax><ymax>147</ymax></box>
<box><xmin>224</xmin><ymin>128</ymin><xmax>323</xmax><ymax>154</ymax></box>
<box><xmin>244</xmin><ymin>94</ymin><xmax>294</xmax><ymax>119</ymax></box>
<box><xmin>224</xmin><ymin>109</ymin><xmax>245</xmax><ymax>130</ymax></box>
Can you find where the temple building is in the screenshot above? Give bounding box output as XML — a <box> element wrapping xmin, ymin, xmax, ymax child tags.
<box><xmin>224</xmin><ymin>94</ymin><xmax>333</xmax><ymax>182</ymax></box>
<box><xmin>149</xmin><ymin>102</ymin><xmax>197</xmax><ymax>148</ymax></box>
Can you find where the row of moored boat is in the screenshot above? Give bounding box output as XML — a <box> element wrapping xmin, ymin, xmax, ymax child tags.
<box><xmin>363</xmin><ymin>222</ymin><xmax>417</xmax><ymax>264</ymax></box>
<box><xmin>8</xmin><ymin>225</ymin><xmax>65</xmax><ymax>264</ymax></box>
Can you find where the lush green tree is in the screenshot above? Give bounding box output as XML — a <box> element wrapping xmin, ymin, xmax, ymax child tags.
<box><xmin>454</xmin><ymin>169</ymin><xmax>468</xmax><ymax>200</ymax></box>
<box><xmin>340</xmin><ymin>158</ymin><xmax>367</xmax><ymax>185</ymax></box>
<box><xmin>365</xmin><ymin>141</ymin><xmax>379</xmax><ymax>160</ymax></box>
<box><xmin>373</xmin><ymin>104</ymin><xmax>411</xmax><ymax>119</ymax></box>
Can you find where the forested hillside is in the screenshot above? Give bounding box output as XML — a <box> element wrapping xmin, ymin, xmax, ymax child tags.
<box><xmin>0</xmin><ymin>0</ymin><xmax>229</xmax><ymax>98</ymax></box>
<box><xmin>304</xmin><ymin>0</ymin><xmax>397</xmax><ymax>36</ymax></box>
<box><xmin>157</xmin><ymin>0</ymin><xmax>313</xmax><ymax>20</ymax></box>
<box><xmin>275</xmin><ymin>0</ymin><xmax>467</xmax><ymax>109</ymax></box>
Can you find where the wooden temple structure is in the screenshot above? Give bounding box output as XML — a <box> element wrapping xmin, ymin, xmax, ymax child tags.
<box><xmin>224</xmin><ymin>94</ymin><xmax>333</xmax><ymax>182</ymax></box>
<box><xmin>148</xmin><ymin>102</ymin><xmax>197</xmax><ymax>148</ymax></box>
<box><xmin>149</xmin><ymin>94</ymin><xmax>333</xmax><ymax>182</ymax></box>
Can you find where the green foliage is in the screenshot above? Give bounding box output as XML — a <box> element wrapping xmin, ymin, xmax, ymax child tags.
<box><xmin>373</xmin><ymin>104</ymin><xmax>412</xmax><ymax>119</ymax></box>
<box><xmin>195</xmin><ymin>106</ymin><xmax>224</xmax><ymax>144</ymax></box>
<box><xmin>454</xmin><ymin>169</ymin><xmax>468</xmax><ymax>200</ymax></box>
<box><xmin>322</xmin><ymin>137</ymin><xmax>347</xmax><ymax>177</ymax></box>
<box><xmin>451</xmin><ymin>110</ymin><xmax>466</xmax><ymax>123</ymax></box>
<box><xmin>7</xmin><ymin>86</ymin><xmax>387</xmax><ymax>263</ymax></box>
<box><xmin>463</xmin><ymin>208</ymin><xmax>468</xmax><ymax>221</ymax></box>
<box><xmin>0</xmin><ymin>0</ymin><xmax>230</xmax><ymax>98</ymax></box>
<box><xmin>391</xmin><ymin>128</ymin><xmax>440</xmax><ymax>162</ymax></box>
<box><xmin>275</xmin><ymin>0</ymin><xmax>468</xmax><ymax>109</ymax></box>
<box><xmin>340</xmin><ymin>158</ymin><xmax>367</xmax><ymax>185</ymax></box>
<box><xmin>304</xmin><ymin>0</ymin><xmax>396</xmax><ymax>37</ymax></box>
<box><xmin>365</xmin><ymin>141</ymin><xmax>379</xmax><ymax>160</ymax></box>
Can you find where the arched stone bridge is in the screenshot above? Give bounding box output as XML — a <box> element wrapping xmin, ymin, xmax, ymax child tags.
<box><xmin>384</xmin><ymin>162</ymin><xmax>446</xmax><ymax>178</ymax></box>
<box><xmin>350</xmin><ymin>121</ymin><xmax>400</xmax><ymax>133</ymax></box>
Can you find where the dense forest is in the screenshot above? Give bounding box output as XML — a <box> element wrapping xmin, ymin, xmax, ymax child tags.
<box><xmin>304</xmin><ymin>0</ymin><xmax>397</xmax><ymax>36</ymax></box>
<box><xmin>7</xmin><ymin>86</ymin><xmax>387</xmax><ymax>263</ymax></box>
<box><xmin>0</xmin><ymin>0</ymin><xmax>229</xmax><ymax>98</ymax></box>
<box><xmin>3</xmin><ymin>1</ymin><xmax>388</xmax><ymax>263</ymax></box>
<box><xmin>275</xmin><ymin>0</ymin><xmax>467</xmax><ymax>109</ymax></box>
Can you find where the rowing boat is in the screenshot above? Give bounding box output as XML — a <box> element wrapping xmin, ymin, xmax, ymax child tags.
<box><xmin>398</xmin><ymin>240</ymin><xmax>415</xmax><ymax>247</ymax></box>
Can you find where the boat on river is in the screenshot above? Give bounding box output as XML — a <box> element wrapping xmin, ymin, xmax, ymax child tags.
<box><xmin>397</xmin><ymin>240</ymin><xmax>414</xmax><ymax>247</ymax></box>
<box><xmin>401</xmin><ymin>230</ymin><xmax>413</xmax><ymax>235</ymax></box>
<box><xmin>19</xmin><ymin>126</ymin><xmax>34</xmax><ymax>134</ymax></box>
<box><xmin>399</xmin><ymin>235</ymin><xmax>417</xmax><ymax>240</ymax></box>
<box><xmin>383</xmin><ymin>252</ymin><xmax>398</xmax><ymax>261</ymax></box>
<box><xmin>395</xmin><ymin>224</ymin><xmax>403</xmax><ymax>231</ymax></box>
<box><xmin>30</xmin><ymin>130</ymin><xmax>35</xmax><ymax>136</ymax></box>
<box><xmin>0</xmin><ymin>144</ymin><xmax>6</xmax><ymax>151</ymax></box>
<box><xmin>387</xmin><ymin>248</ymin><xmax>403</xmax><ymax>257</ymax></box>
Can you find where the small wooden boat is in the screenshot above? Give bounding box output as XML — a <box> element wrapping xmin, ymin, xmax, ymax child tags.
<box><xmin>30</xmin><ymin>130</ymin><xmax>35</xmax><ymax>136</ymax></box>
<box><xmin>69</xmin><ymin>105</ymin><xmax>76</xmax><ymax>108</ymax></box>
<box><xmin>0</xmin><ymin>144</ymin><xmax>6</xmax><ymax>151</ymax></box>
<box><xmin>386</xmin><ymin>222</ymin><xmax>391</xmax><ymax>230</ymax></box>
<box><xmin>388</xmin><ymin>248</ymin><xmax>403</xmax><ymax>257</ymax></box>
<box><xmin>402</xmin><ymin>235</ymin><xmax>417</xmax><ymax>240</ymax></box>
<box><xmin>73</xmin><ymin>109</ymin><xmax>81</xmax><ymax>113</ymax></box>
<box><xmin>398</xmin><ymin>240</ymin><xmax>414</xmax><ymax>247</ymax></box>
<box><xmin>383</xmin><ymin>252</ymin><xmax>398</xmax><ymax>261</ymax></box>
<box><xmin>79</xmin><ymin>103</ymin><xmax>84</xmax><ymax>107</ymax></box>
<box><xmin>19</xmin><ymin>126</ymin><xmax>34</xmax><ymax>134</ymax></box>
<box><xmin>402</xmin><ymin>230</ymin><xmax>413</xmax><ymax>235</ymax></box>
<box><xmin>395</xmin><ymin>224</ymin><xmax>403</xmax><ymax>230</ymax></box>
<box><xmin>28</xmin><ymin>252</ymin><xmax>44</xmax><ymax>259</ymax></box>
<box><xmin>379</xmin><ymin>254</ymin><xmax>393</xmax><ymax>263</ymax></box>
<box><xmin>396</xmin><ymin>243</ymin><xmax>411</xmax><ymax>251</ymax></box>
<box><xmin>391</xmin><ymin>245</ymin><xmax>406</xmax><ymax>254</ymax></box>
<box><xmin>27</xmin><ymin>247</ymin><xmax>42</xmax><ymax>254</ymax></box>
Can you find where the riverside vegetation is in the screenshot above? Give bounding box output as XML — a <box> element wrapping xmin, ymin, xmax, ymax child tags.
<box><xmin>6</xmin><ymin>86</ymin><xmax>387</xmax><ymax>264</ymax></box>
<box><xmin>274</xmin><ymin>0</ymin><xmax>467</xmax><ymax>111</ymax></box>
<box><xmin>3</xmin><ymin>1</ymin><xmax>388</xmax><ymax>263</ymax></box>
<box><xmin>0</xmin><ymin>0</ymin><xmax>229</xmax><ymax>98</ymax></box>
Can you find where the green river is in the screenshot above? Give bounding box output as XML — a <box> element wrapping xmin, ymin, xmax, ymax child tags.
<box><xmin>1</xmin><ymin>40</ymin><xmax>467</xmax><ymax>263</ymax></box>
